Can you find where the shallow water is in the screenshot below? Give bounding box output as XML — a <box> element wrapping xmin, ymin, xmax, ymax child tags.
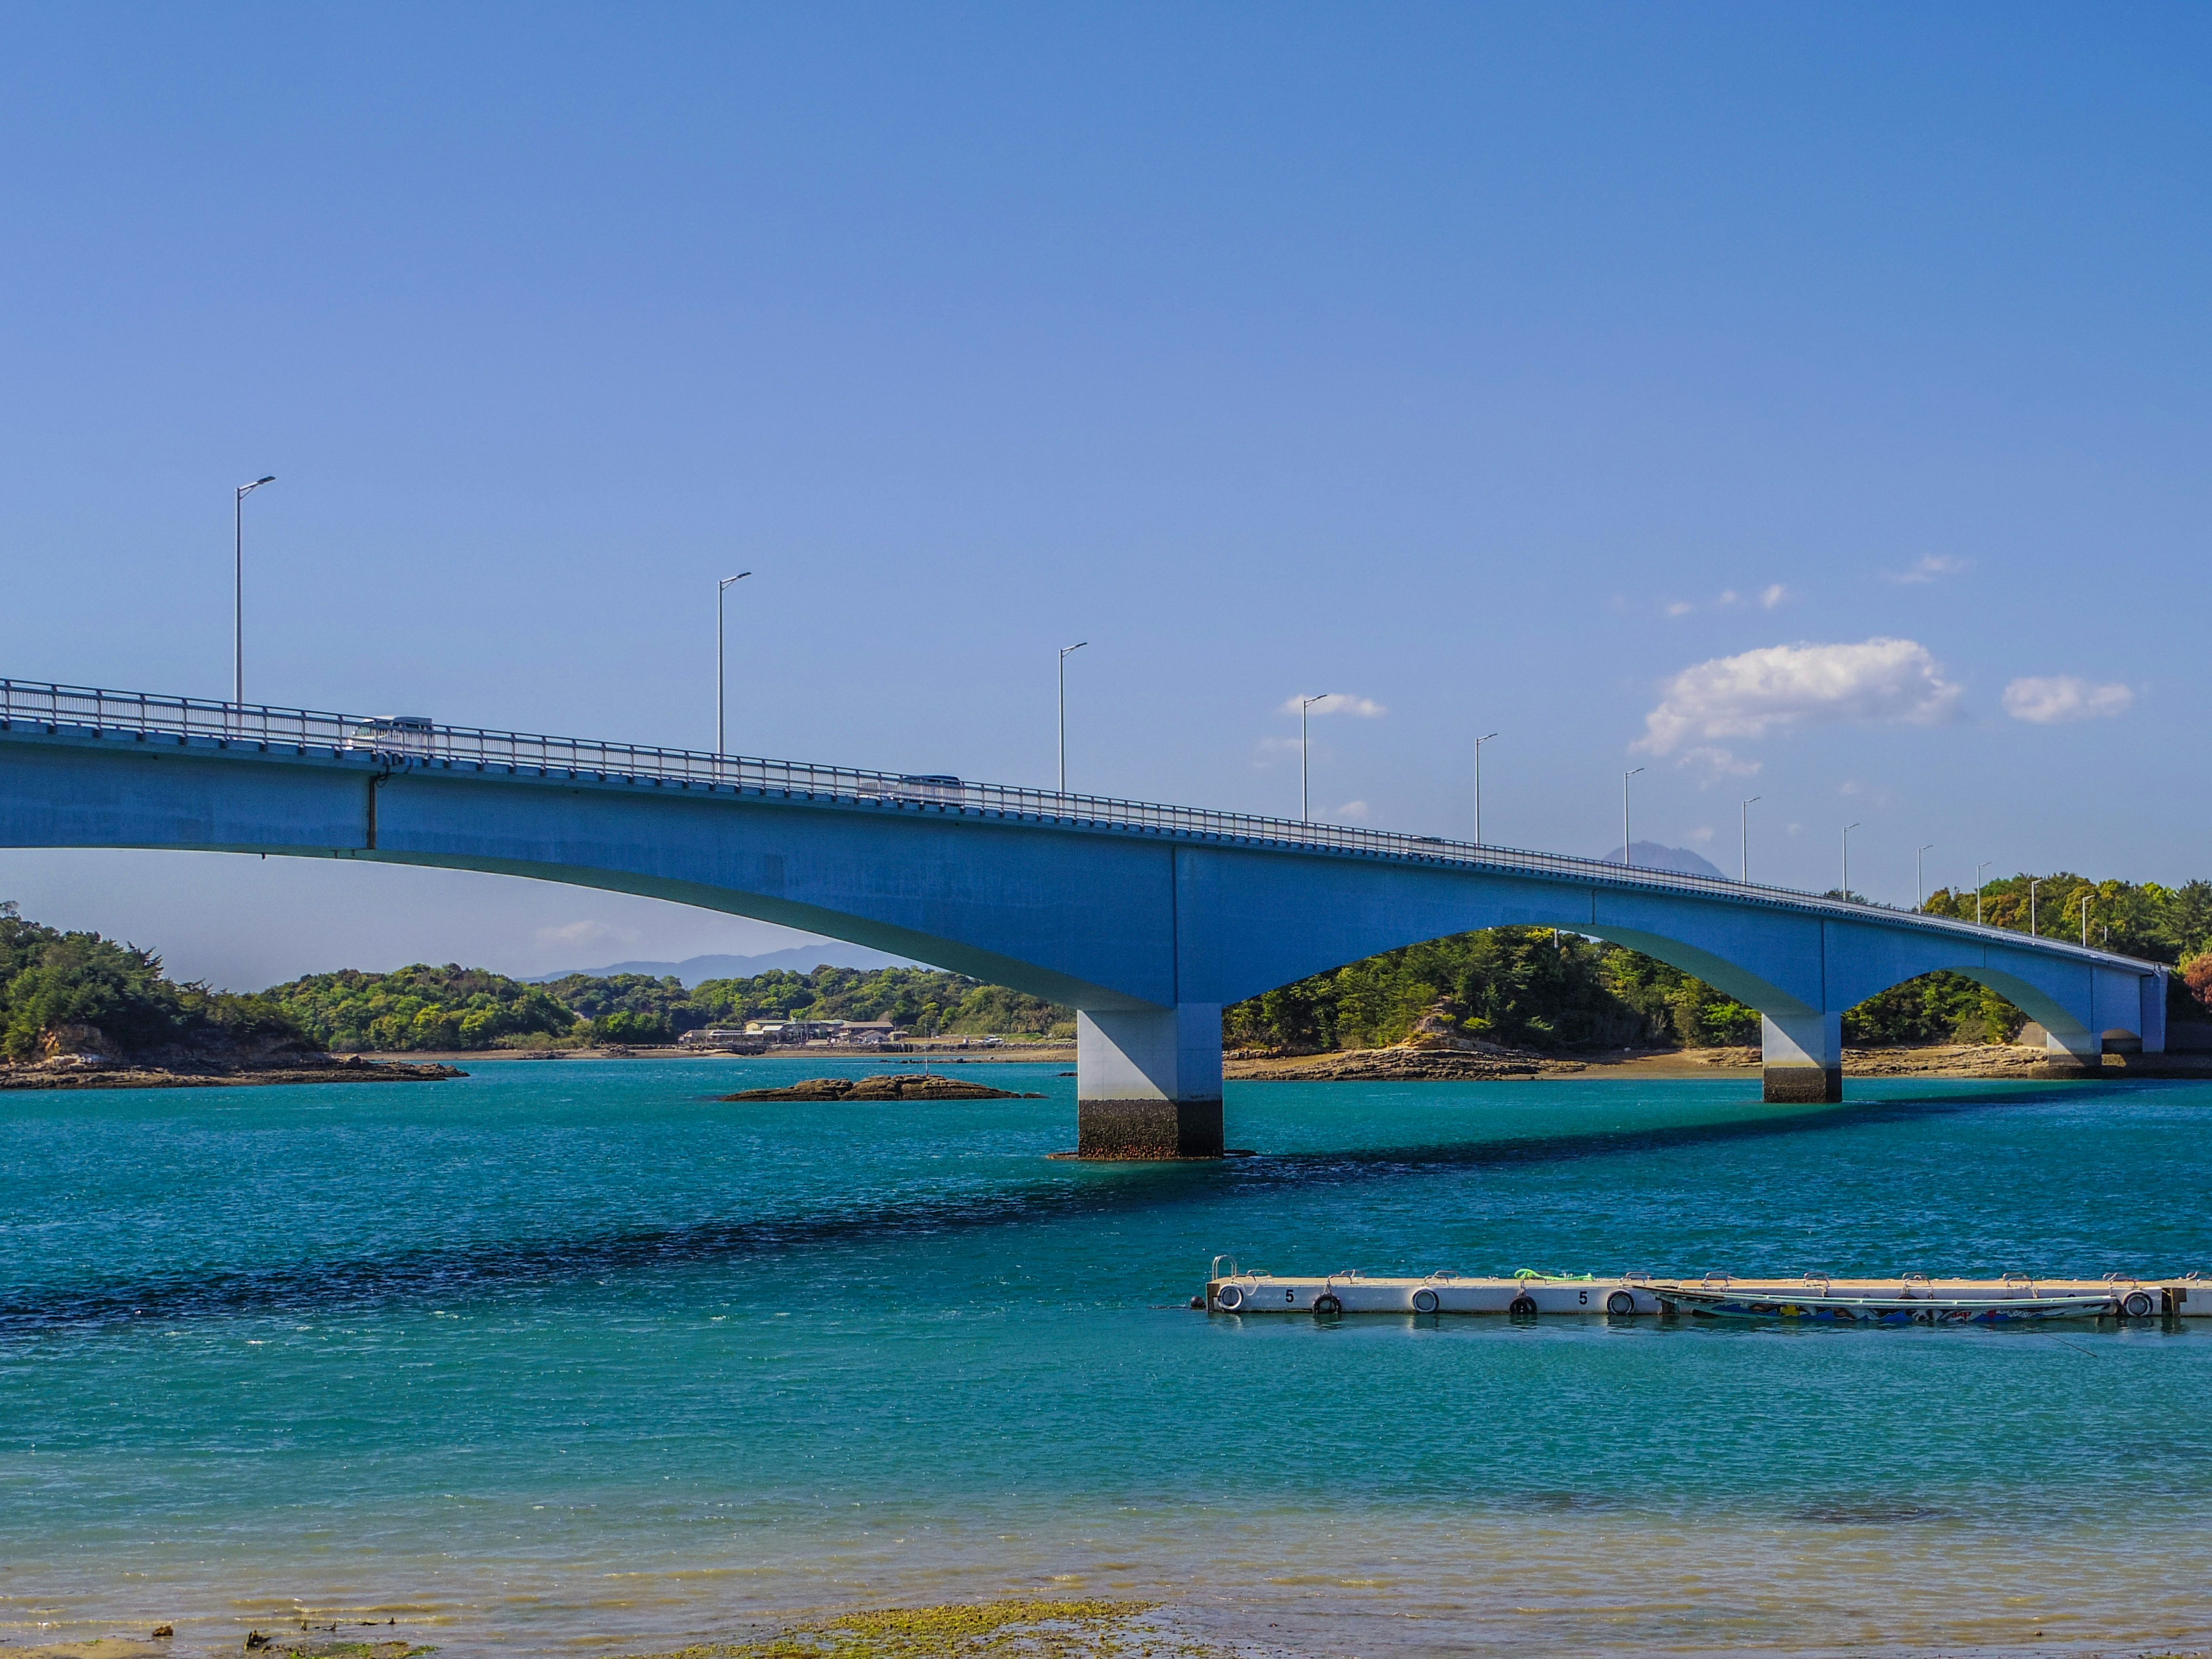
<box><xmin>3</xmin><ymin>1059</ymin><xmax>2208</xmax><ymax>1657</ymax></box>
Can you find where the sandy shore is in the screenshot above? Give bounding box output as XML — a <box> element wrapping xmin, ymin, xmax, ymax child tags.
<box><xmin>1227</xmin><ymin>1040</ymin><xmax>2212</xmax><ymax>1083</ymax></box>
<box><xmin>3</xmin><ymin>1600</ymin><xmax>1226</xmax><ymax>1659</ymax></box>
<box><xmin>350</xmin><ymin>1044</ymin><xmax>1080</xmax><ymax>1066</ymax></box>
<box><xmin>331</xmin><ymin>1040</ymin><xmax>2212</xmax><ymax>1083</ymax></box>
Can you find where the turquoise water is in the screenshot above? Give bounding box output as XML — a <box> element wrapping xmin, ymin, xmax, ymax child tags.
<box><xmin>3</xmin><ymin>1060</ymin><xmax>2210</xmax><ymax>1657</ymax></box>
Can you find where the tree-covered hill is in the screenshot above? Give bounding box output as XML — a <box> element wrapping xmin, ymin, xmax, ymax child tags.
<box><xmin>1229</xmin><ymin>874</ymin><xmax>2212</xmax><ymax>1055</ymax></box>
<box><xmin>264</xmin><ymin>964</ymin><xmax>579</xmax><ymax>1052</ymax></box>
<box><xmin>0</xmin><ymin>902</ymin><xmax>308</xmax><ymax>1063</ymax></box>
<box><xmin>258</xmin><ymin>960</ymin><xmax>1075</xmax><ymax>1050</ymax></box>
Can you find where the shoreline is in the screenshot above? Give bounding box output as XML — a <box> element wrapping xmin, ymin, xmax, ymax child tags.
<box><xmin>308</xmin><ymin>1040</ymin><xmax>2212</xmax><ymax>1084</ymax></box>
<box><xmin>0</xmin><ymin>1056</ymin><xmax>467</xmax><ymax>1091</ymax></box>
<box><xmin>7</xmin><ymin>1043</ymin><xmax>2204</xmax><ymax>1090</ymax></box>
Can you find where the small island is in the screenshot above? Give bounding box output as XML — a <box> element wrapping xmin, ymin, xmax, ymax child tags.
<box><xmin>721</xmin><ymin>1073</ymin><xmax>1046</xmax><ymax>1102</ymax></box>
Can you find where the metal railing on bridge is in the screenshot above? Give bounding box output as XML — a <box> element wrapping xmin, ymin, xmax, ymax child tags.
<box><xmin>0</xmin><ymin>676</ymin><xmax>2145</xmax><ymax>971</ymax></box>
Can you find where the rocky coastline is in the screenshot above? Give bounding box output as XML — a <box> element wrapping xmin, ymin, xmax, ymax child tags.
<box><xmin>1225</xmin><ymin>1037</ymin><xmax>2205</xmax><ymax>1083</ymax></box>
<box><xmin>722</xmin><ymin>1073</ymin><xmax>1045</xmax><ymax>1102</ymax></box>
<box><xmin>0</xmin><ymin>1054</ymin><xmax>466</xmax><ymax>1090</ymax></box>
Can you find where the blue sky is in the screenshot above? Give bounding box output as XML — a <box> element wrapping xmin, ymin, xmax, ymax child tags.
<box><xmin>2</xmin><ymin>5</ymin><xmax>2206</xmax><ymax>987</ymax></box>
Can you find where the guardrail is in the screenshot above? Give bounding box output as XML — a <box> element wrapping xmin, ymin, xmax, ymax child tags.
<box><xmin>0</xmin><ymin>676</ymin><xmax>2152</xmax><ymax>973</ymax></box>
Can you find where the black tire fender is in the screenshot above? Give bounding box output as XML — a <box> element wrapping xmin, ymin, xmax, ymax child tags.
<box><xmin>1312</xmin><ymin>1292</ymin><xmax>1343</xmax><ymax>1317</ymax></box>
<box><xmin>1605</xmin><ymin>1289</ymin><xmax>1638</xmax><ymax>1316</ymax></box>
<box><xmin>1215</xmin><ymin>1283</ymin><xmax>1244</xmax><ymax>1311</ymax></box>
<box><xmin>2122</xmin><ymin>1290</ymin><xmax>2154</xmax><ymax>1318</ymax></box>
<box><xmin>1411</xmin><ymin>1286</ymin><xmax>1441</xmax><ymax>1314</ymax></box>
<box><xmin>1509</xmin><ymin>1294</ymin><xmax>1539</xmax><ymax>1316</ymax></box>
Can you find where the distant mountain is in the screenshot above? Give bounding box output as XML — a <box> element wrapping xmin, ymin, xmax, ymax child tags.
<box><xmin>525</xmin><ymin>944</ymin><xmax>918</xmax><ymax>987</ymax></box>
<box><xmin>1600</xmin><ymin>842</ymin><xmax>1728</xmax><ymax>879</ymax></box>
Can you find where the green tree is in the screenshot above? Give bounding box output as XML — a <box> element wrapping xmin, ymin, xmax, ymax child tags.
<box><xmin>0</xmin><ymin>902</ymin><xmax>310</xmax><ymax>1061</ymax></box>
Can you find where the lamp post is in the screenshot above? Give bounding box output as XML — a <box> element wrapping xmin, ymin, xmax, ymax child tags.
<box><xmin>1622</xmin><ymin>767</ymin><xmax>1643</xmax><ymax>867</ymax></box>
<box><xmin>1474</xmin><ymin>732</ymin><xmax>1498</xmax><ymax>844</ymax></box>
<box><xmin>1841</xmin><ymin>823</ymin><xmax>1859</xmax><ymax>898</ymax></box>
<box><xmin>1057</xmin><ymin>642</ymin><xmax>1088</xmax><ymax>793</ymax></box>
<box><xmin>716</xmin><ymin>572</ymin><xmax>751</xmax><ymax>755</ymax></box>
<box><xmin>1299</xmin><ymin>694</ymin><xmax>1334</xmax><ymax>821</ymax></box>
<box><xmin>2081</xmin><ymin>897</ymin><xmax>2090</xmax><ymax>948</ymax></box>
<box><xmin>1740</xmin><ymin>796</ymin><xmax>1760</xmax><ymax>884</ymax></box>
<box><xmin>2029</xmin><ymin>877</ymin><xmax>2043</xmax><ymax>935</ymax></box>
<box><xmin>233</xmin><ymin>475</ymin><xmax>276</xmax><ymax>710</ymax></box>
<box><xmin>1975</xmin><ymin>861</ymin><xmax>1991</xmax><ymax>926</ymax></box>
<box><xmin>1916</xmin><ymin>843</ymin><xmax>1936</xmax><ymax>912</ymax></box>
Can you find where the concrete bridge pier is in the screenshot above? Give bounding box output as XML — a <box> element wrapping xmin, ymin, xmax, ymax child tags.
<box><xmin>2039</xmin><ymin>1025</ymin><xmax>2103</xmax><ymax>1077</ymax></box>
<box><xmin>1762</xmin><ymin>1011</ymin><xmax>1843</xmax><ymax>1104</ymax></box>
<box><xmin>1075</xmin><ymin>1005</ymin><xmax>1225</xmax><ymax>1158</ymax></box>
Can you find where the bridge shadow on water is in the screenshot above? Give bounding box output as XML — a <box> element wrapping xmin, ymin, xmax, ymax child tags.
<box><xmin>0</xmin><ymin>1084</ymin><xmax>2090</xmax><ymax>1335</ymax></box>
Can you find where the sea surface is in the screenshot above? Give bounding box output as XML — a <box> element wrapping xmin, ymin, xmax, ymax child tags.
<box><xmin>3</xmin><ymin>1059</ymin><xmax>2209</xmax><ymax>1658</ymax></box>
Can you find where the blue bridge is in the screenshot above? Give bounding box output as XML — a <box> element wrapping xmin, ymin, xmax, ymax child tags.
<box><xmin>0</xmin><ymin>680</ymin><xmax>2166</xmax><ymax>1156</ymax></box>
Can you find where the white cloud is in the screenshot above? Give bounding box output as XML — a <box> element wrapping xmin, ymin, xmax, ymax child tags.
<box><xmin>1680</xmin><ymin>745</ymin><xmax>1762</xmax><ymax>781</ymax></box>
<box><xmin>1636</xmin><ymin>637</ymin><xmax>1961</xmax><ymax>758</ymax></box>
<box><xmin>1886</xmin><ymin>554</ymin><xmax>1971</xmax><ymax>585</ymax></box>
<box><xmin>1278</xmin><ymin>692</ymin><xmax>1387</xmax><ymax>718</ymax></box>
<box><xmin>1661</xmin><ymin>585</ymin><xmax>1785</xmax><ymax>618</ymax></box>
<box><xmin>535</xmin><ymin>919</ymin><xmax>640</xmax><ymax>949</ymax></box>
<box><xmin>2002</xmin><ymin>676</ymin><xmax>2133</xmax><ymax>725</ymax></box>
<box><xmin>1335</xmin><ymin>800</ymin><xmax>1370</xmax><ymax>821</ymax></box>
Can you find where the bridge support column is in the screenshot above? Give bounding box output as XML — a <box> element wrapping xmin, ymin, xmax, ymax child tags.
<box><xmin>1076</xmin><ymin>1005</ymin><xmax>1224</xmax><ymax>1159</ymax></box>
<box><xmin>2042</xmin><ymin>1025</ymin><xmax>2101</xmax><ymax>1077</ymax></box>
<box><xmin>1762</xmin><ymin>1012</ymin><xmax>1842</xmax><ymax>1104</ymax></box>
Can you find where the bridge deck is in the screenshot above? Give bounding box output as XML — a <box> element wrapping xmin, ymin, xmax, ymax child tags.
<box><xmin>0</xmin><ymin>676</ymin><xmax>2145</xmax><ymax>975</ymax></box>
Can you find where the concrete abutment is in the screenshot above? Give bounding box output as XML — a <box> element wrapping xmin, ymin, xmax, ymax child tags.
<box><xmin>1075</xmin><ymin>1005</ymin><xmax>1225</xmax><ymax>1158</ymax></box>
<box><xmin>1762</xmin><ymin>1011</ymin><xmax>1843</xmax><ymax>1105</ymax></box>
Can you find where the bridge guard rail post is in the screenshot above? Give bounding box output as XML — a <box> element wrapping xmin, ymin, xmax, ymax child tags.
<box><xmin>1762</xmin><ymin>1011</ymin><xmax>1843</xmax><ymax>1104</ymax></box>
<box><xmin>1075</xmin><ymin>1005</ymin><xmax>1225</xmax><ymax>1158</ymax></box>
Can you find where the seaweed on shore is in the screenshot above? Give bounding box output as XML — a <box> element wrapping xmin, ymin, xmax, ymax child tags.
<box><xmin>623</xmin><ymin>1599</ymin><xmax>1229</xmax><ymax>1659</ymax></box>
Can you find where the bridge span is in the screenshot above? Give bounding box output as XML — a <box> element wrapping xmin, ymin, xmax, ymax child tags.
<box><xmin>0</xmin><ymin>680</ymin><xmax>2166</xmax><ymax>1156</ymax></box>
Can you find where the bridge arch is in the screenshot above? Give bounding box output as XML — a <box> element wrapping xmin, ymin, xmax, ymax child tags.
<box><xmin>0</xmin><ymin>698</ymin><xmax>2164</xmax><ymax>1156</ymax></box>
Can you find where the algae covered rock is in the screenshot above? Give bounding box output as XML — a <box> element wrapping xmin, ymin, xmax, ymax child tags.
<box><xmin>720</xmin><ymin>1073</ymin><xmax>1044</xmax><ymax>1103</ymax></box>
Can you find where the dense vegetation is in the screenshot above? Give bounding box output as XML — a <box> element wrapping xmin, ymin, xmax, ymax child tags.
<box><xmin>260</xmin><ymin>960</ymin><xmax>1074</xmax><ymax>1051</ymax></box>
<box><xmin>1224</xmin><ymin>928</ymin><xmax>1762</xmax><ymax>1054</ymax></box>
<box><xmin>264</xmin><ymin>964</ymin><xmax>578</xmax><ymax>1052</ymax></box>
<box><xmin>0</xmin><ymin>902</ymin><xmax>306</xmax><ymax>1062</ymax></box>
<box><xmin>1227</xmin><ymin>872</ymin><xmax>2212</xmax><ymax>1055</ymax></box>
<box><xmin>10</xmin><ymin>868</ymin><xmax>2212</xmax><ymax>1065</ymax></box>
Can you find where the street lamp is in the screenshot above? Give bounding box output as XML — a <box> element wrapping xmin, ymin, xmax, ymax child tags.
<box><xmin>2029</xmin><ymin>877</ymin><xmax>2043</xmax><ymax>935</ymax></box>
<box><xmin>1299</xmin><ymin>694</ymin><xmax>1334</xmax><ymax>822</ymax></box>
<box><xmin>233</xmin><ymin>475</ymin><xmax>275</xmax><ymax>710</ymax></box>
<box><xmin>1622</xmin><ymin>767</ymin><xmax>1643</xmax><ymax>867</ymax></box>
<box><xmin>1058</xmin><ymin>642</ymin><xmax>1088</xmax><ymax>793</ymax></box>
<box><xmin>1975</xmin><ymin>861</ymin><xmax>1992</xmax><ymax>926</ymax></box>
<box><xmin>716</xmin><ymin>572</ymin><xmax>751</xmax><ymax>755</ymax></box>
<box><xmin>1474</xmin><ymin>732</ymin><xmax>1498</xmax><ymax>845</ymax></box>
<box><xmin>1916</xmin><ymin>843</ymin><xmax>1936</xmax><ymax>912</ymax></box>
<box><xmin>1841</xmin><ymin>823</ymin><xmax>1859</xmax><ymax>898</ymax></box>
<box><xmin>1740</xmin><ymin>796</ymin><xmax>1760</xmax><ymax>884</ymax></box>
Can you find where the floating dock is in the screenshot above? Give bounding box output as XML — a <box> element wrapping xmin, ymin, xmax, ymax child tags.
<box><xmin>1203</xmin><ymin>1263</ymin><xmax>2210</xmax><ymax>1319</ymax></box>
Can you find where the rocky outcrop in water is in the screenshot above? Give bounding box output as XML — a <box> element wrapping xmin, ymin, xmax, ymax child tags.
<box><xmin>722</xmin><ymin>1073</ymin><xmax>1046</xmax><ymax>1102</ymax></box>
